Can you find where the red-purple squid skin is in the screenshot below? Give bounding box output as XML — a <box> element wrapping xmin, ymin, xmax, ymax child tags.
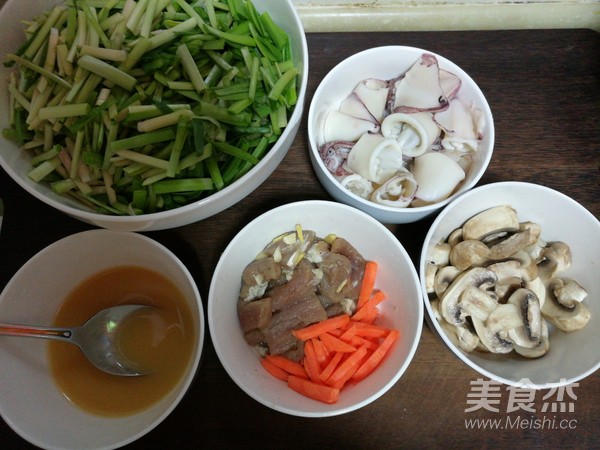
<box><xmin>318</xmin><ymin>140</ymin><xmax>354</xmax><ymax>176</ymax></box>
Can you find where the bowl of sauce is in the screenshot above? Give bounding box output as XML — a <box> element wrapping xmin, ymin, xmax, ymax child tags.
<box><xmin>0</xmin><ymin>230</ymin><xmax>204</xmax><ymax>449</ymax></box>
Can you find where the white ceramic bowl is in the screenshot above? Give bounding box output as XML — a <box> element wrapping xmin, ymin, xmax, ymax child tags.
<box><xmin>0</xmin><ymin>0</ymin><xmax>308</xmax><ymax>231</ymax></box>
<box><xmin>308</xmin><ymin>46</ymin><xmax>494</xmax><ymax>224</ymax></box>
<box><xmin>0</xmin><ymin>230</ymin><xmax>204</xmax><ymax>449</ymax></box>
<box><xmin>208</xmin><ymin>200</ymin><xmax>423</xmax><ymax>417</ymax></box>
<box><xmin>420</xmin><ymin>182</ymin><xmax>600</xmax><ymax>388</ymax></box>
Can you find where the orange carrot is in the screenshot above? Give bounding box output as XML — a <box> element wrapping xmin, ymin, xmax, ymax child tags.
<box><xmin>288</xmin><ymin>375</ymin><xmax>340</xmax><ymax>404</ymax></box>
<box><xmin>319</xmin><ymin>351</ymin><xmax>343</xmax><ymax>381</ymax></box>
<box><xmin>292</xmin><ymin>314</ymin><xmax>350</xmax><ymax>341</ymax></box>
<box><xmin>357</xmin><ymin>260</ymin><xmax>378</xmax><ymax>308</ymax></box>
<box><xmin>325</xmin><ymin>344</ymin><xmax>369</xmax><ymax>388</ymax></box>
<box><xmin>319</xmin><ymin>332</ymin><xmax>357</xmax><ymax>353</ymax></box>
<box><xmin>311</xmin><ymin>337</ymin><xmax>330</xmax><ymax>365</ymax></box>
<box><xmin>352</xmin><ymin>290</ymin><xmax>386</xmax><ymax>322</ymax></box>
<box><xmin>339</xmin><ymin>323</ymin><xmax>357</xmax><ymax>342</ymax></box>
<box><xmin>303</xmin><ymin>339</ymin><xmax>323</xmax><ymax>384</ymax></box>
<box><xmin>261</xmin><ymin>357</ymin><xmax>289</xmax><ymax>381</ymax></box>
<box><xmin>264</xmin><ymin>354</ymin><xmax>308</xmax><ymax>379</ymax></box>
<box><xmin>352</xmin><ymin>330</ymin><xmax>399</xmax><ymax>382</ymax></box>
<box><xmin>353</xmin><ymin>321</ymin><xmax>390</xmax><ymax>338</ymax></box>
<box><xmin>350</xmin><ymin>335</ymin><xmax>379</xmax><ymax>351</ymax></box>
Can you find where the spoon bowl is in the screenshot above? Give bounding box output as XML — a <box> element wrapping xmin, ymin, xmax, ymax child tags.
<box><xmin>0</xmin><ymin>304</ymin><xmax>152</xmax><ymax>376</ymax></box>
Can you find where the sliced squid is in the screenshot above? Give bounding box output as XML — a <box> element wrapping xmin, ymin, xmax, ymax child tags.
<box><xmin>339</xmin><ymin>93</ymin><xmax>378</xmax><ymax>123</ymax></box>
<box><xmin>434</xmin><ymin>98</ymin><xmax>485</xmax><ymax>152</ymax></box>
<box><xmin>340</xmin><ymin>173</ymin><xmax>374</xmax><ymax>199</ymax></box>
<box><xmin>381</xmin><ymin>112</ymin><xmax>440</xmax><ymax>158</ymax></box>
<box><xmin>352</xmin><ymin>78</ymin><xmax>389</xmax><ymax>123</ymax></box>
<box><xmin>370</xmin><ymin>168</ymin><xmax>417</xmax><ymax>208</ymax></box>
<box><xmin>439</xmin><ymin>69</ymin><xmax>462</xmax><ymax>100</ymax></box>
<box><xmin>346</xmin><ymin>133</ymin><xmax>404</xmax><ymax>184</ymax></box>
<box><xmin>391</xmin><ymin>53</ymin><xmax>449</xmax><ymax>113</ymax></box>
<box><xmin>321</xmin><ymin>110</ymin><xmax>379</xmax><ymax>143</ymax></box>
<box><xmin>412</xmin><ymin>152</ymin><xmax>465</xmax><ymax>203</ymax></box>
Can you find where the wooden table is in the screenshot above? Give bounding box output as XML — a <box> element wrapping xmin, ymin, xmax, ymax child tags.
<box><xmin>1</xmin><ymin>29</ymin><xmax>599</xmax><ymax>449</ymax></box>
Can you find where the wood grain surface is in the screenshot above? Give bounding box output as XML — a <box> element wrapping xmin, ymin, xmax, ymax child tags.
<box><xmin>1</xmin><ymin>28</ymin><xmax>599</xmax><ymax>449</ymax></box>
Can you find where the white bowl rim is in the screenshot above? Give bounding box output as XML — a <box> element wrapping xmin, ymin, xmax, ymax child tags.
<box><xmin>307</xmin><ymin>45</ymin><xmax>495</xmax><ymax>216</ymax></box>
<box><xmin>0</xmin><ymin>229</ymin><xmax>205</xmax><ymax>449</ymax></box>
<box><xmin>208</xmin><ymin>199</ymin><xmax>424</xmax><ymax>416</ymax></box>
<box><xmin>0</xmin><ymin>0</ymin><xmax>309</xmax><ymax>226</ymax></box>
<box><xmin>420</xmin><ymin>181</ymin><xmax>600</xmax><ymax>389</ymax></box>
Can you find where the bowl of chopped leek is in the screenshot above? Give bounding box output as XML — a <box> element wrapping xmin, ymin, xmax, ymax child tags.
<box><xmin>0</xmin><ymin>0</ymin><xmax>308</xmax><ymax>231</ymax></box>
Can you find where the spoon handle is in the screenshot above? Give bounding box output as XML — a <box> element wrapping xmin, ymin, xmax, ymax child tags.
<box><xmin>0</xmin><ymin>323</ymin><xmax>71</xmax><ymax>340</ymax></box>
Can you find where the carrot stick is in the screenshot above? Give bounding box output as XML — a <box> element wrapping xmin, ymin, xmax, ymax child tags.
<box><xmin>288</xmin><ymin>375</ymin><xmax>340</xmax><ymax>404</ymax></box>
<box><xmin>357</xmin><ymin>260</ymin><xmax>378</xmax><ymax>308</ymax></box>
<box><xmin>319</xmin><ymin>351</ymin><xmax>343</xmax><ymax>381</ymax></box>
<box><xmin>353</xmin><ymin>322</ymin><xmax>390</xmax><ymax>338</ymax></box>
<box><xmin>264</xmin><ymin>354</ymin><xmax>308</xmax><ymax>379</ymax></box>
<box><xmin>339</xmin><ymin>323</ymin><xmax>357</xmax><ymax>342</ymax></box>
<box><xmin>352</xmin><ymin>330</ymin><xmax>399</xmax><ymax>382</ymax></box>
<box><xmin>325</xmin><ymin>344</ymin><xmax>369</xmax><ymax>388</ymax></box>
<box><xmin>311</xmin><ymin>337</ymin><xmax>330</xmax><ymax>366</ymax></box>
<box><xmin>350</xmin><ymin>335</ymin><xmax>379</xmax><ymax>351</ymax></box>
<box><xmin>359</xmin><ymin>306</ymin><xmax>379</xmax><ymax>324</ymax></box>
<box><xmin>260</xmin><ymin>357</ymin><xmax>289</xmax><ymax>381</ymax></box>
<box><xmin>292</xmin><ymin>314</ymin><xmax>351</xmax><ymax>341</ymax></box>
<box><xmin>319</xmin><ymin>332</ymin><xmax>357</xmax><ymax>353</ymax></box>
<box><xmin>303</xmin><ymin>339</ymin><xmax>323</xmax><ymax>384</ymax></box>
<box><xmin>352</xmin><ymin>290</ymin><xmax>386</xmax><ymax>322</ymax></box>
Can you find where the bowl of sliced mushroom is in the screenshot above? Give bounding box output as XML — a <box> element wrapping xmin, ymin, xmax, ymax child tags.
<box><xmin>420</xmin><ymin>181</ymin><xmax>600</xmax><ymax>388</ymax></box>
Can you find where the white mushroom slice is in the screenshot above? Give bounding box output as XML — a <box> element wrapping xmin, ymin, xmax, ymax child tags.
<box><xmin>462</xmin><ymin>205</ymin><xmax>520</xmax><ymax>241</ymax></box>
<box><xmin>339</xmin><ymin>93</ymin><xmax>378</xmax><ymax>123</ymax></box>
<box><xmin>537</xmin><ymin>242</ymin><xmax>572</xmax><ymax>280</ymax></box>
<box><xmin>391</xmin><ymin>53</ymin><xmax>448</xmax><ymax>113</ymax></box>
<box><xmin>434</xmin><ymin>265</ymin><xmax>462</xmax><ymax>298</ymax></box>
<box><xmin>553</xmin><ymin>278</ymin><xmax>588</xmax><ymax>307</ymax></box>
<box><xmin>439</xmin><ymin>267</ymin><xmax>497</xmax><ymax>326</ymax></box>
<box><xmin>506</xmin><ymin>288</ymin><xmax>543</xmax><ymax>349</ymax></box>
<box><xmin>370</xmin><ymin>168</ymin><xmax>417</xmax><ymax>207</ymax></box>
<box><xmin>353</xmin><ymin>78</ymin><xmax>389</xmax><ymax>123</ymax></box>
<box><xmin>435</xmin><ymin>98</ymin><xmax>485</xmax><ymax>153</ymax></box>
<box><xmin>425</xmin><ymin>263</ymin><xmax>438</xmax><ymax>294</ymax></box>
<box><xmin>449</xmin><ymin>239</ymin><xmax>491</xmax><ymax>271</ymax></box>
<box><xmin>339</xmin><ymin>173</ymin><xmax>374</xmax><ymax>199</ymax></box>
<box><xmin>487</xmin><ymin>228</ymin><xmax>532</xmax><ymax>260</ymax></box>
<box><xmin>525</xmin><ymin>277</ymin><xmax>546</xmax><ymax>308</ymax></box>
<box><xmin>515</xmin><ymin>320</ymin><xmax>549</xmax><ymax>359</ymax></box>
<box><xmin>428</xmin><ymin>242</ymin><xmax>452</xmax><ymax>266</ymax></box>
<box><xmin>412</xmin><ymin>152</ymin><xmax>465</xmax><ymax>203</ymax></box>
<box><xmin>346</xmin><ymin>133</ymin><xmax>404</xmax><ymax>184</ymax></box>
<box><xmin>380</xmin><ymin>112</ymin><xmax>440</xmax><ymax>157</ymax></box>
<box><xmin>322</xmin><ymin>110</ymin><xmax>379</xmax><ymax>143</ymax></box>
<box><xmin>472</xmin><ymin>304</ymin><xmax>521</xmax><ymax>354</ymax></box>
<box><xmin>447</xmin><ymin>227</ymin><xmax>463</xmax><ymax>247</ymax></box>
<box><xmin>458</xmin><ymin>285</ymin><xmax>498</xmax><ymax>322</ymax></box>
<box><xmin>487</xmin><ymin>250</ymin><xmax>538</xmax><ymax>282</ymax></box>
<box><xmin>541</xmin><ymin>278</ymin><xmax>591</xmax><ymax>332</ymax></box>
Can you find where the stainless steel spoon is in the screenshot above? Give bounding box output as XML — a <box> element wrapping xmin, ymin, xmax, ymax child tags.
<box><xmin>0</xmin><ymin>304</ymin><xmax>152</xmax><ymax>376</ymax></box>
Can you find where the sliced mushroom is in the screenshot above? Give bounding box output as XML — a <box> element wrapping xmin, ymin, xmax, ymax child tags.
<box><xmin>429</xmin><ymin>242</ymin><xmax>452</xmax><ymax>266</ymax></box>
<box><xmin>425</xmin><ymin>263</ymin><xmax>438</xmax><ymax>294</ymax></box>
<box><xmin>462</xmin><ymin>205</ymin><xmax>520</xmax><ymax>241</ymax></box>
<box><xmin>447</xmin><ymin>227</ymin><xmax>463</xmax><ymax>247</ymax></box>
<box><xmin>432</xmin><ymin>300</ymin><xmax>479</xmax><ymax>352</ymax></box>
<box><xmin>439</xmin><ymin>267</ymin><xmax>497</xmax><ymax>326</ymax></box>
<box><xmin>458</xmin><ymin>285</ymin><xmax>498</xmax><ymax>322</ymax></box>
<box><xmin>524</xmin><ymin>277</ymin><xmax>546</xmax><ymax>308</ymax></box>
<box><xmin>537</xmin><ymin>241</ymin><xmax>572</xmax><ymax>280</ymax></box>
<box><xmin>487</xmin><ymin>227</ymin><xmax>531</xmax><ymax>260</ymax></box>
<box><xmin>449</xmin><ymin>239</ymin><xmax>491</xmax><ymax>271</ymax></box>
<box><xmin>434</xmin><ymin>265</ymin><xmax>461</xmax><ymax>298</ymax></box>
<box><xmin>493</xmin><ymin>276</ymin><xmax>522</xmax><ymax>302</ymax></box>
<box><xmin>541</xmin><ymin>277</ymin><xmax>590</xmax><ymax>331</ymax></box>
<box><xmin>515</xmin><ymin>320</ymin><xmax>549</xmax><ymax>359</ymax></box>
<box><xmin>553</xmin><ymin>278</ymin><xmax>588</xmax><ymax>307</ymax></box>
<box><xmin>506</xmin><ymin>288</ymin><xmax>542</xmax><ymax>349</ymax></box>
<box><xmin>487</xmin><ymin>250</ymin><xmax>538</xmax><ymax>283</ymax></box>
<box><xmin>472</xmin><ymin>303</ymin><xmax>522</xmax><ymax>354</ymax></box>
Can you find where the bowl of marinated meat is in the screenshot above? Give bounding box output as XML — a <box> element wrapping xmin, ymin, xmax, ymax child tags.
<box><xmin>420</xmin><ymin>181</ymin><xmax>600</xmax><ymax>388</ymax></box>
<box><xmin>208</xmin><ymin>200</ymin><xmax>423</xmax><ymax>416</ymax></box>
<box><xmin>307</xmin><ymin>46</ymin><xmax>494</xmax><ymax>223</ymax></box>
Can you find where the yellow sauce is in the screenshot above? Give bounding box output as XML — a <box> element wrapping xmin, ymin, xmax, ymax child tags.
<box><xmin>48</xmin><ymin>266</ymin><xmax>196</xmax><ymax>417</ymax></box>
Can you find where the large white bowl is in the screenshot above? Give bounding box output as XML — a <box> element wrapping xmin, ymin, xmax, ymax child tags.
<box><xmin>420</xmin><ymin>182</ymin><xmax>600</xmax><ymax>388</ymax></box>
<box><xmin>0</xmin><ymin>230</ymin><xmax>204</xmax><ymax>449</ymax></box>
<box><xmin>308</xmin><ymin>46</ymin><xmax>494</xmax><ymax>224</ymax></box>
<box><xmin>0</xmin><ymin>0</ymin><xmax>308</xmax><ymax>231</ymax></box>
<box><xmin>208</xmin><ymin>200</ymin><xmax>423</xmax><ymax>417</ymax></box>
